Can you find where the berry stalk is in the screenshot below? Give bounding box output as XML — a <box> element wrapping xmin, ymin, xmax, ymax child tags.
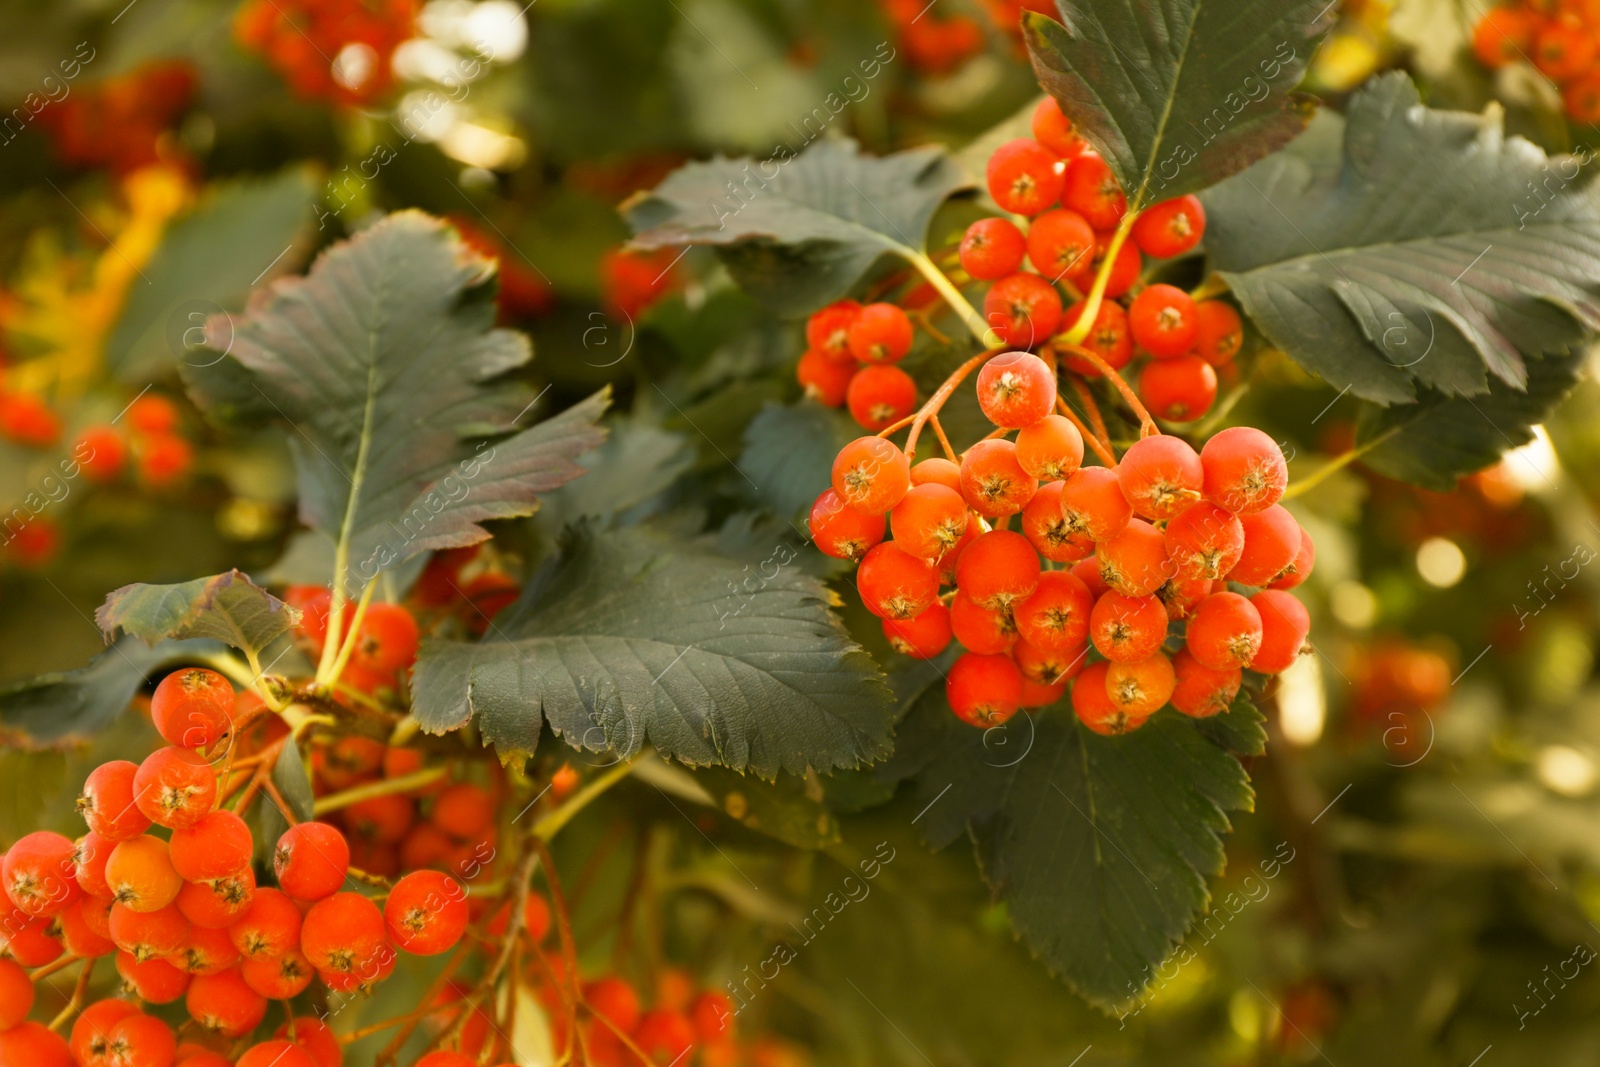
<box><xmin>1057</xmin><ymin>341</ymin><xmax>1159</xmax><ymax>438</ymax></box>
<box><xmin>899</xmin><ymin>248</ymin><xmax>993</xmax><ymax>345</ymax></box>
<box><xmin>904</xmin><ymin>347</ymin><xmax>1005</xmax><ymax>459</ymax></box>
<box><xmin>1060</xmin><ymin>208</ymin><xmax>1140</xmax><ymax>349</ymax></box>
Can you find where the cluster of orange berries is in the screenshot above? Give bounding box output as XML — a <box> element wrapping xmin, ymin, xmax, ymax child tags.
<box><xmin>37</xmin><ymin>61</ymin><xmax>196</xmax><ymax>176</ymax></box>
<box><xmin>1473</xmin><ymin>0</ymin><xmax>1600</xmax><ymax>122</ymax></box>
<box><xmin>881</xmin><ymin>0</ymin><xmax>985</xmax><ymax>74</ymax></box>
<box><xmin>234</xmin><ymin>0</ymin><xmax>417</xmax><ymax>107</ymax></box>
<box><xmin>521</xmin><ymin>967</ymin><xmax>742</xmax><ymax>1067</ymax></box>
<box><xmin>0</xmin><ymin>666</ymin><xmax>473</xmax><ymax>1067</ymax></box>
<box><xmin>814</xmin><ymin>377</ymin><xmax>1314</xmax><ymax>731</ymax></box>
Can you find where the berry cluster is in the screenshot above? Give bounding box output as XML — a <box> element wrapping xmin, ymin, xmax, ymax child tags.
<box><xmin>1473</xmin><ymin>0</ymin><xmax>1600</xmax><ymax>122</ymax></box>
<box><xmin>37</xmin><ymin>62</ymin><xmax>196</xmax><ymax>176</ymax></box>
<box><xmin>233</xmin><ymin>0</ymin><xmax>416</xmax><ymax>107</ymax></box>
<box><xmin>517</xmin><ymin>967</ymin><xmax>741</xmax><ymax>1067</ymax></box>
<box><xmin>796</xmin><ymin>301</ymin><xmax>920</xmax><ymax>432</ymax></box>
<box><xmin>813</xmin><ymin>354</ymin><xmax>1314</xmax><ymax>732</ymax></box>
<box><xmin>882</xmin><ymin>0</ymin><xmax>984</xmax><ymax>74</ymax></box>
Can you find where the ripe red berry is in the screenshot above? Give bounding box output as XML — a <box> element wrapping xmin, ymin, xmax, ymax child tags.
<box><xmin>1025</xmin><ymin>208</ymin><xmax>1096</xmax><ymax>280</ymax></box>
<box><xmin>385</xmin><ymin>870</ymin><xmax>469</xmax><ymax>955</ymax></box>
<box><xmin>983</xmin><ymin>273</ymin><xmax>1062</xmax><ymax>349</ymax></box>
<box><xmin>228</xmin><ymin>887</ymin><xmax>302</xmax><ymax>961</ymax></box>
<box><xmin>1270</xmin><ymin>526</ymin><xmax>1317</xmax><ymax>590</ymax></box>
<box><xmin>986</xmin><ymin>138</ymin><xmax>1063</xmax><ymax>216</ymax></box>
<box><xmin>302</xmin><ymin>891</ymin><xmax>389</xmax><ymax>978</ymax></box>
<box><xmin>960</xmin><ymin>217</ymin><xmax>1026</xmax><ymax>280</ymax></box>
<box><xmin>1062</xmin><ymin>299</ymin><xmax>1133</xmax><ymax>375</ymax></box>
<box><xmin>169</xmin><ymin>810</ymin><xmax>254</xmax><ymax>883</ymax></box>
<box><xmin>241</xmin><ymin>947</ymin><xmax>315</xmax><ymax>998</ymax></box>
<box><xmin>1472</xmin><ymin>6</ymin><xmax>1537</xmax><ymax>67</ymax></box>
<box><xmin>1089</xmin><ymin>591</ymin><xmax>1168</xmax><ymax>662</ymax></box>
<box><xmin>132</xmin><ymin>747</ymin><xmax>216</xmax><ymax>830</ymax></box>
<box><xmin>273</xmin><ymin>822</ymin><xmax>350</xmax><ymax>901</ymax></box>
<box><xmin>77</xmin><ymin>761</ymin><xmax>152</xmax><ymax>841</ymax></box>
<box><xmin>587</xmin><ymin>975</ymin><xmax>643</xmax><ymax>1031</ymax></box>
<box><xmin>1072</xmin><ymin>661</ymin><xmax>1140</xmax><ymax>735</ymax></box>
<box><xmin>431</xmin><ymin>782</ymin><xmax>494</xmax><ymax>838</ymax></box>
<box><xmin>1030</xmin><ymin>96</ymin><xmax>1087</xmax><ymax>158</ymax></box>
<box><xmin>109</xmin><ymin>901</ymin><xmax>189</xmax><ymax>962</ymax></box>
<box><xmin>1059</xmin><ymin>465</ymin><xmax>1132</xmax><ymax>541</ymax></box>
<box><xmin>237</xmin><ymin>1040</ymin><xmax>316</xmax><ymax>1067</ymax></box>
<box><xmin>1139</xmin><ymin>356</ymin><xmax>1217</xmax><ymax>421</ymax></box>
<box><xmin>1106</xmin><ymin>652</ymin><xmax>1175</xmax><ymax>716</ymax></box>
<box><xmin>955</xmin><ymin>529</ymin><xmax>1040</xmax><ymax>609</ymax></box>
<box><xmin>1128</xmin><ymin>284</ymin><xmax>1198</xmax><ymax>359</ymax></box>
<box><xmin>1014</xmin><ymin>571</ymin><xmax>1093</xmax><ymax>651</ymax></box>
<box><xmin>910</xmin><ymin>457</ymin><xmax>962</xmax><ymax>492</ymax></box>
<box><xmin>1250</xmin><ymin>590</ymin><xmax>1310</xmax><ymax>674</ymax></box>
<box><xmin>187</xmin><ymin>967</ymin><xmax>268</xmax><ymax>1037</ymax></box>
<box><xmin>1096</xmin><ymin>518</ymin><xmax>1174</xmax><ymax>597</ymax></box>
<box><xmin>1193</xmin><ymin>301</ymin><xmax>1243</xmax><ymax>365</ymax></box>
<box><xmin>71</xmin><ymin>998</ymin><xmax>140</xmax><ymax>1065</ymax></box>
<box><xmin>959</xmin><ymin>439</ymin><xmax>1036</xmax><ymax>517</ymax></box>
<box><xmin>946</xmin><ymin>652</ymin><xmax>1024</xmax><ymax>726</ymax></box>
<box><xmin>284</xmin><ymin>585</ymin><xmax>332</xmax><ymax>647</ymax></box>
<box><xmin>178</xmin><ymin>924</ymin><xmax>243</xmax><ymax>976</ymax></box>
<box><xmin>1186</xmin><ymin>592</ymin><xmax>1264</xmax><ymax>670</ymax></box>
<box><xmin>57</xmin><ymin>896</ymin><xmax>115</xmax><ymax>958</ymax></box>
<box><xmin>1200</xmin><ymin>426</ymin><xmax>1287</xmax><ymax>514</ymax></box>
<box><xmin>976</xmin><ymin>351</ymin><xmax>1057</xmax><ymax>429</ymax></box>
<box><xmin>1157</xmin><ymin>573</ymin><xmax>1214</xmax><ymax>621</ymax></box>
<box><xmin>151</xmin><ymin>668</ymin><xmax>235</xmax><ymax>750</ymax></box>
<box><xmin>847</xmin><ymin>303</ymin><xmax>914</xmax><ymax>364</ymax></box>
<box><xmin>0</xmin><ymin>915</ymin><xmax>62</xmax><ymax>966</ymax></box>
<box><xmin>890</xmin><ymin>483</ymin><xmax>969</xmax><ymax>561</ymax></box>
<box><xmin>1067</xmin><ymin>231</ymin><xmax>1142</xmax><ymax>299</ymax></box>
<box><xmin>0</xmin><ymin>392</ymin><xmax>62</xmax><ymax>448</ymax></box>
<box><xmin>798</xmin><ymin>348</ymin><xmax>854</xmax><ymax>407</ymax></box>
<box><xmin>414</xmin><ymin>1054</ymin><xmax>476</xmax><ymax>1067</ymax></box>
<box><xmin>883</xmin><ymin>603</ymin><xmax>954</xmax><ymax>659</ymax></box>
<box><xmin>1022</xmin><ymin>480</ymin><xmax>1094</xmax><ymax>562</ymax></box>
<box><xmin>345</xmin><ymin>794</ymin><xmax>415</xmax><ymax>844</ymax></box>
<box><xmin>106</xmin><ymin>835</ymin><xmax>182</xmax><ymax>913</ymax></box>
<box><xmin>137</xmin><ymin>434</ymin><xmax>194</xmax><ymax>488</ymax></box>
<box><xmin>857</xmin><ymin>542</ymin><xmax>940</xmax><ymax>620</ymax></box>
<box><xmin>351</xmin><ymin>602</ymin><xmax>420</xmax><ymax>675</ymax></box>
<box><xmin>177</xmin><ymin>868</ymin><xmax>256</xmax><ymax>929</ymax></box>
<box><xmin>691</xmin><ymin>991</ymin><xmax>736</xmax><ymax>1043</ymax></box>
<box><xmin>0</xmin><ymin>1019</ymin><xmax>72</xmax><ymax>1066</ymax></box>
<box><xmin>950</xmin><ymin>591</ymin><xmax>1019</xmax><ymax>655</ymax></box>
<box><xmin>3</xmin><ymin>830</ymin><xmax>79</xmax><ymax>918</ymax></box>
<box><xmin>1130</xmin><ymin>195</ymin><xmax>1205</xmax><ymax>259</ymax></box>
<box><xmin>832</xmin><ymin>437</ymin><xmax>912</xmax><ymax>515</ymax></box>
<box><xmin>1229</xmin><ymin>505</ymin><xmax>1302</xmax><ymax>586</ymax></box>
<box><xmin>1117</xmin><ymin>434</ymin><xmax>1203</xmax><ymax>520</ymax></box>
<box><xmin>809</xmin><ymin>488</ymin><xmax>886</xmax><ymax>561</ymax></box>
<box><xmin>0</xmin><ymin>958</ymin><xmax>33</xmax><ymax>1029</ymax></box>
<box><xmin>1163</xmin><ymin>502</ymin><xmax>1245</xmax><ymax>581</ymax></box>
<box><xmin>1170</xmin><ymin>648</ymin><xmax>1242</xmax><ymax>718</ymax></box>
<box><xmin>1061</xmin><ymin>153</ymin><xmax>1126</xmax><ymax>229</ymax></box>
<box><xmin>1014</xmin><ymin>637</ymin><xmax>1086</xmax><ymax>687</ymax></box>
<box><xmin>1015</xmin><ymin>414</ymin><xmax>1084</xmax><ymax>481</ymax></box>
<box><xmin>275</xmin><ymin>1018</ymin><xmax>339</xmax><ymax>1067</ymax></box>
<box><xmin>847</xmin><ymin>364</ymin><xmax>918</xmax><ymax>431</ymax></box>
<box><xmin>805</xmin><ymin>300</ymin><xmax>862</xmax><ymax>361</ymax></box>
<box><xmin>1534</xmin><ymin>19</ymin><xmax>1596</xmax><ymax>79</ymax></box>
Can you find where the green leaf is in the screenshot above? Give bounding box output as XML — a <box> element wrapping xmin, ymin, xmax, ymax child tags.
<box><xmin>182</xmin><ymin>211</ymin><xmax>609</xmax><ymax>573</ymax></box>
<box><xmin>1023</xmin><ymin>0</ymin><xmax>1331</xmax><ymax>207</ymax></box>
<box><xmin>411</xmin><ymin>524</ymin><xmax>894</xmax><ymax>777</ymax></box>
<box><xmin>1355</xmin><ymin>351</ymin><xmax>1584</xmax><ymax>491</ymax></box>
<box><xmin>739</xmin><ymin>401</ymin><xmax>857</xmax><ymax>521</ymax></box>
<box><xmin>0</xmin><ymin>638</ymin><xmax>220</xmax><ymax>749</ymax></box>
<box><xmin>625</xmin><ymin>139</ymin><xmax>971</xmax><ymax>314</ymax></box>
<box><xmin>252</xmin><ymin>741</ymin><xmax>316</xmax><ymax>869</ymax></box>
<box><xmin>897</xmin><ymin>700</ymin><xmax>1254</xmax><ymax>1007</ymax></box>
<box><xmin>95</xmin><ymin>569</ymin><xmax>298</xmax><ymax>661</ymax></box>
<box><xmin>106</xmin><ymin>168</ymin><xmax>319</xmax><ymax>382</ymax></box>
<box><xmin>1203</xmin><ymin>74</ymin><xmax>1600</xmax><ymax>404</ymax></box>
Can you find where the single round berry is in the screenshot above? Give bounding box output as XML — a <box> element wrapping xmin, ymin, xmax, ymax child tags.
<box><xmin>151</xmin><ymin>668</ymin><xmax>234</xmax><ymax>750</ymax></box>
<box><xmin>273</xmin><ymin>822</ymin><xmax>350</xmax><ymax>902</ymax></box>
<box><xmin>809</xmin><ymin>489</ymin><xmax>886</xmax><ymax>561</ymax></box>
<box><xmin>1534</xmin><ymin>19</ymin><xmax>1596</xmax><ymax>79</ymax></box>
<box><xmin>1089</xmin><ymin>591</ymin><xmax>1168</xmax><ymax>662</ymax></box>
<box><xmin>1062</xmin><ymin>299</ymin><xmax>1132</xmax><ymax>374</ymax></box>
<box><xmin>431</xmin><ymin>782</ymin><xmax>494</xmax><ymax>838</ymax></box>
<box><xmin>1186</xmin><ymin>592</ymin><xmax>1264</xmax><ymax>670</ymax></box>
<box><xmin>1201</xmin><ymin>426</ymin><xmax>1288</xmax><ymax>514</ymax></box>
<box><xmin>984</xmin><ymin>273</ymin><xmax>1063</xmax><ymax>349</ymax></box>
<box><xmin>986</xmin><ymin>138</ymin><xmax>1063</xmax><ymax>216</ymax></box>
<box><xmin>950</xmin><ymin>591</ymin><xmax>1019</xmax><ymax>655</ymax></box>
<box><xmin>1472</xmin><ymin>6</ymin><xmax>1537</xmax><ymax>67</ymax></box>
<box><xmin>186</xmin><ymin>968</ymin><xmax>268</xmax><ymax>1037</ymax></box>
<box><xmin>301</xmin><ymin>891</ymin><xmax>389</xmax><ymax>977</ymax></box>
<box><xmin>1118</xmin><ymin>434</ymin><xmax>1203</xmax><ymax>520</ymax></box>
<box><xmin>177</xmin><ymin>924</ymin><xmax>243</xmax><ymax>976</ymax></box>
<box><xmin>1096</xmin><ymin>518</ymin><xmax>1174</xmax><ymax>597</ymax></box>
<box><xmin>847</xmin><ymin>303</ymin><xmax>914</xmax><ymax>364</ymax></box>
<box><xmin>274</xmin><ymin>1018</ymin><xmax>340</xmax><ymax>1067</ymax></box>
<box><xmin>1059</xmin><ymin>466</ymin><xmax>1132</xmax><ymax>541</ymax></box>
<box><xmin>910</xmin><ymin>457</ymin><xmax>962</xmax><ymax>492</ymax></box>
<box><xmin>1014</xmin><ymin>571</ymin><xmax>1093</xmax><ymax>651</ymax></box>
<box><xmin>1025</xmin><ymin>208</ymin><xmax>1096</xmax><ymax>280</ymax></box>
<box><xmin>109</xmin><ymin>901</ymin><xmax>189</xmax><ymax>962</ymax></box>
<box><xmin>3</xmin><ymin>830</ymin><xmax>79</xmax><ymax>919</ymax></box>
<box><xmin>385</xmin><ymin>870</ymin><xmax>469</xmax><ymax>956</ymax></box>
<box><xmin>955</xmin><ymin>529</ymin><xmax>1041</xmax><ymax>609</ymax></box>
<box><xmin>832</xmin><ymin>437</ymin><xmax>912</xmax><ymax>516</ymax></box>
<box><xmin>0</xmin><ymin>917</ymin><xmax>62</xmax><ymax>966</ymax></box>
<box><xmin>1163</xmin><ymin>502</ymin><xmax>1245</xmax><ymax>581</ymax></box>
<box><xmin>960</xmin><ymin>439</ymin><xmax>1037</xmax><ymax>517</ymax></box>
<box><xmin>798</xmin><ymin>348</ymin><xmax>855</xmax><ymax>407</ymax></box>
<box><xmin>1130</xmin><ymin>195</ymin><xmax>1205</xmax><ymax>259</ymax></box>
<box><xmin>1067</xmin><ymin>233</ymin><xmax>1141</xmax><ymax>298</ymax></box>
<box><xmin>883</xmin><ymin>603</ymin><xmax>954</xmax><ymax>659</ymax></box>
<box><xmin>169</xmin><ymin>810</ymin><xmax>254</xmax><ymax>883</ymax></box>
<box><xmin>0</xmin><ymin>1021</ymin><xmax>73</xmax><ymax>1067</ymax></box>
<box><xmin>1229</xmin><ymin>505</ymin><xmax>1302</xmax><ymax>587</ymax></box>
<box><xmin>1030</xmin><ymin>96</ymin><xmax>1087</xmax><ymax>158</ymax></box>
<box><xmin>116</xmin><ymin>951</ymin><xmax>192</xmax><ymax>1004</ymax></box>
<box><xmin>1015</xmin><ymin>414</ymin><xmax>1084</xmax><ymax>481</ymax></box>
<box><xmin>241</xmin><ymin>947</ymin><xmax>315</xmax><ymax>998</ymax></box>
<box><xmin>228</xmin><ymin>887</ymin><xmax>302</xmax><ymax>961</ymax></box>
<box><xmin>1270</xmin><ymin>526</ymin><xmax>1317</xmax><ymax>590</ymax></box>
<box><xmin>1022</xmin><ymin>480</ymin><xmax>1094</xmax><ymax>563</ymax></box>
<box><xmin>806</xmin><ymin>300</ymin><xmax>862</xmax><ymax>361</ymax></box>
<box><xmin>946</xmin><ymin>652</ymin><xmax>1024</xmax><ymax>727</ymax></box>
<box><xmin>1128</xmin><ymin>284</ymin><xmax>1198</xmax><ymax>359</ymax></box>
<box><xmin>105</xmin><ymin>835</ymin><xmax>182</xmax><ymax>913</ymax></box>
<box><xmin>960</xmin><ymin>217</ymin><xmax>1026</xmax><ymax>280</ymax></box>
<box><xmin>1013</xmin><ymin>637</ymin><xmax>1086</xmax><ymax>688</ymax></box>
<box><xmin>1072</xmin><ymin>661</ymin><xmax>1142</xmax><ymax>735</ymax></box>
<box><xmin>1170</xmin><ymin>648</ymin><xmax>1242</xmax><ymax>718</ymax></box>
<box><xmin>1140</xmin><ymin>356</ymin><xmax>1217</xmax><ymax>421</ymax></box>
<box><xmin>1157</xmin><ymin>573</ymin><xmax>1215</xmax><ymax>621</ymax></box>
<box><xmin>237</xmin><ymin>1041</ymin><xmax>316</xmax><ymax>1067</ymax></box>
<box><xmin>1061</xmin><ymin>153</ymin><xmax>1126</xmax><ymax>230</ymax></box>
<box><xmin>0</xmin><ymin>958</ymin><xmax>33</xmax><ymax>1029</ymax></box>
<box><xmin>857</xmin><ymin>542</ymin><xmax>940</xmax><ymax>620</ymax></box>
<box><xmin>1193</xmin><ymin>301</ymin><xmax>1243</xmax><ymax>365</ymax></box>
<box><xmin>976</xmin><ymin>351</ymin><xmax>1057</xmax><ymax>429</ymax></box>
<box><xmin>344</xmin><ymin>794</ymin><xmax>415</xmax><ymax>845</ymax></box>
<box><xmin>351</xmin><ymin>603</ymin><xmax>419</xmax><ymax>675</ymax></box>
<box><xmin>77</xmin><ymin>761</ymin><xmax>152</xmax><ymax>842</ymax></box>
<box><xmin>847</xmin><ymin>364</ymin><xmax>918</xmax><ymax>431</ymax></box>
<box><xmin>58</xmin><ymin>896</ymin><xmax>116</xmax><ymax>958</ymax></box>
<box><xmin>132</xmin><ymin>747</ymin><xmax>217</xmax><ymax>830</ymax></box>
<box><xmin>1105</xmin><ymin>652</ymin><xmax>1175</xmax><ymax>717</ymax></box>
<box><xmin>177</xmin><ymin>868</ymin><xmax>256</xmax><ymax>930</ymax></box>
<box><xmin>890</xmin><ymin>483</ymin><xmax>970</xmax><ymax>561</ymax></box>
<box><xmin>1250</xmin><ymin>590</ymin><xmax>1310</xmax><ymax>674</ymax></box>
